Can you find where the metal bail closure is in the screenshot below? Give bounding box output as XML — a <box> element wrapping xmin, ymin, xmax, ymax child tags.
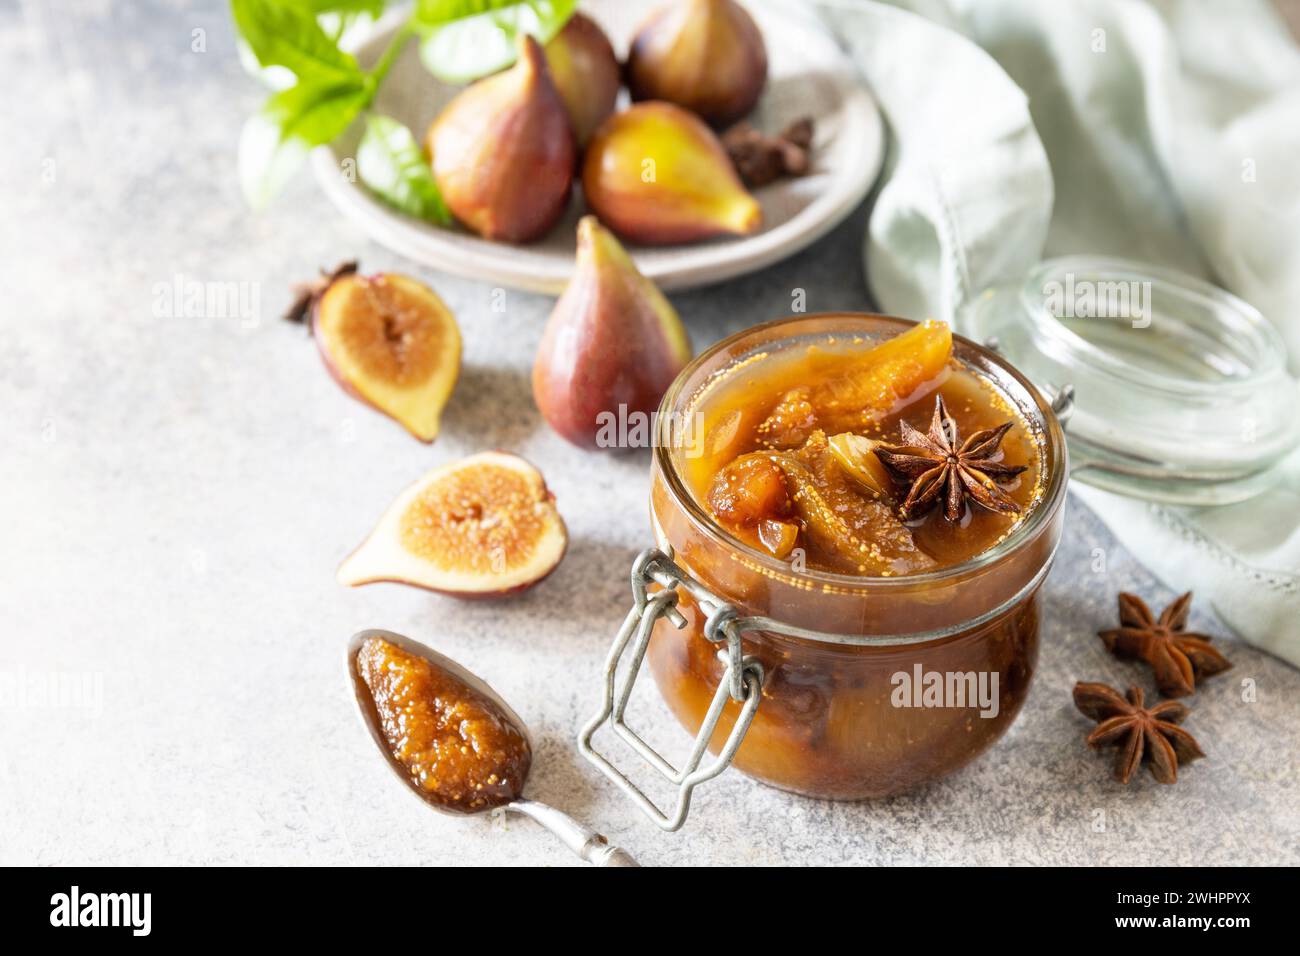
<box><xmin>577</xmin><ymin>548</ymin><xmax>764</xmax><ymax>832</ymax></box>
<box><xmin>578</xmin><ymin>543</ymin><xmax>1062</xmax><ymax>830</ymax></box>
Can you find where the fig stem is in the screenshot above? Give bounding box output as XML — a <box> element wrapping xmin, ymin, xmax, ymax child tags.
<box><xmin>283</xmin><ymin>261</ymin><xmax>358</xmax><ymax>327</ymax></box>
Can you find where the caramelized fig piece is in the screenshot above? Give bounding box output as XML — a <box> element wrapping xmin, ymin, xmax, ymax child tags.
<box><xmin>292</xmin><ymin>265</ymin><xmax>461</xmax><ymax>443</ymax></box>
<box><xmin>775</xmin><ymin>436</ymin><xmax>937</xmax><ymax>576</ymax></box>
<box><xmin>708</xmin><ymin>437</ymin><xmax>936</xmax><ymax>575</ymax></box>
<box><xmin>757</xmin><ymin>518</ymin><xmax>798</xmax><ymax>559</ymax></box>
<box><xmin>627</xmin><ymin>0</ymin><xmax>768</xmax><ymax>127</ymax></box>
<box><xmin>827</xmin><ymin>433</ymin><xmax>892</xmax><ymax>499</ymax></box>
<box><xmin>768</xmin><ymin>454</ymin><xmax>866</xmax><ymax>567</ymax></box>
<box><xmin>428</xmin><ymin>35</ymin><xmax>575</xmax><ymax>242</ymax></box>
<box><xmin>757</xmin><ymin>319</ymin><xmax>953</xmax><ymax>444</ymax></box>
<box><xmin>544</xmin><ymin>12</ymin><xmax>621</xmax><ymax>146</ymax></box>
<box><xmin>754</xmin><ymin>386</ymin><xmax>818</xmax><ymax>448</ymax></box>
<box><xmin>532</xmin><ymin>216</ymin><xmax>692</xmax><ymax>448</ymax></box>
<box><xmin>707</xmin><ymin>454</ymin><xmax>790</xmax><ymax>525</ymax></box>
<box><xmin>338</xmin><ymin>452</ymin><xmax>568</xmax><ymax>596</ymax></box>
<box><xmin>582</xmin><ymin>102</ymin><xmax>762</xmax><ymax>245</ymax></box>
<box><xmin>813</xmin><ymin>319</ymin><xmax>953</xmax><ymax>425</ymax></box>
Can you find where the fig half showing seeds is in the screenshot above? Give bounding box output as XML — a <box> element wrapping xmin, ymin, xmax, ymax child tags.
<box><xmin>338</xmin><ymin>452</ymin><xmax>568</xmax><ymax>597</ymax></box>
<box><xmin>627</xmin><ymin>0</ymin><xmax>768</xmax><ymax>127</ymax></box>
<box><xmin>582</xmin><ymin>102</ymin><xmax>762</xmax><ymax>245</ymax></box>
<box><xmin>306</xmin><ymin>268</ymin><xmax>461</xmax><ymax>443</ymax></box>
<box><xmin>428</xmin><ymin>34</ymin><xmax>576</xmax><ymax>243</ymax></box>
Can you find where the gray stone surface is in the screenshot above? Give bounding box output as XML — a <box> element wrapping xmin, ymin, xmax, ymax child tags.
<box><xmin>1</xmin><ymin>1</ymin><xmax>1296</xmax><ymax>866</ymax></box>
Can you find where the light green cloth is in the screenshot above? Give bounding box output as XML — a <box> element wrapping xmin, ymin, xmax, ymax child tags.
<box><xmin>809</xmin><ymin>0</ymin><xmax>1300</xmax><ymax>664</ymax></box>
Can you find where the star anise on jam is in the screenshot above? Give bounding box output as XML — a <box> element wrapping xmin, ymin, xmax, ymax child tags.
<box><xmin>1073</xmin><ymin>682</ymin><xmax>1205</xmax><ymax>784</ymax></box>
<box><xmin>1099</xmin><ymin>592</ymin><xmax>1232</xmax><ymax>698</ymax></box>
<box><xmin>873</xmin><ymin>395</ymin><xmax>1027</xmax><ymax>521</ymax></box>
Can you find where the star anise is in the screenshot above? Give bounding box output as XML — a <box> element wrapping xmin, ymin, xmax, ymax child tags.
<box><xmin>1099</xmin><ymin>592</ymin><xmax>1232</xmax><ymax>698</ymax></box>
<box><xmin>722</xmin><ymin>117</ymin><xmax>814</xmax><ymax>187</ymax></box>
<box><xmin>1073</xmin><ymin>682</ymin><xmax>1204</xmax><ymax>784</ymax></box>
<box><xmin>874</xmin><ymin>395</ymin><xmax>1027</xmax><ymax>521</ymax></box>
<box><xmin>283</xmin><ymin>260</ymin><xmax>357</xmax><ymax>327</ymax></box>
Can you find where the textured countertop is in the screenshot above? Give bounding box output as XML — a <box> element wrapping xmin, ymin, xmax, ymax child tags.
<box><xmin>2</xmin><ymin>1</ymin><xmax>1297</xmax><ymax>867</ymax></box>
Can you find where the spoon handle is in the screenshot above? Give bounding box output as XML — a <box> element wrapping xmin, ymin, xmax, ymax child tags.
<box><xmin>504</xmin><ymin>799</ymin><xmax>640</xmax><ymax>866</ymax></box>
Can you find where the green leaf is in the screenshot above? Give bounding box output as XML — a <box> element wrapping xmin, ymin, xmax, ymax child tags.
<box><xmin>357</xmin><ymin>114</ymin><xmax>452</xmax><ymax>224</ymax></box>
<box><xmin>236</xmin><ymin>37</ymin><xmax>298</xmax><ymax>91</ymax></box>
<box><xmin>239</xmin><ymin>80</ymin><xmax>369</xmax><ymax>209</ymax></box>
<box><xmin>234</xmin><ymin>3</ymin><xmax>385</xmax><ymax>89</ymax></box>
<box><xmin>413</xmin><ymin>0</ymin><xmax>576</xmax><ymax>84</ymax></box>
<box><xmin>302</xmin><ymin>0</ymin><xmax>386</xmax><ymax>13</ymax></box>
<box><xmin>230</xmin><ymin>0</ymin><xmax>362</xmax><ymax>83</ymax></box>
<box><xmin>314</xmin><ymin>1</ymin><xmax>389</xmax><ymax>45</ymax></box>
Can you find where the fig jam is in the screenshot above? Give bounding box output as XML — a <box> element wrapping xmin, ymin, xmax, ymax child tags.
<box><xmin>356</xmin><ymin>637</ymin><xmax>530</xmax><ymax>811</ymax></box>
<box><xmin>645</xmin><ymin>315</ymin><xmax>1066</xmax><ymax>799</ymax></box>
<box><xmin>685</xmin><ymin>320</ymin><xmax>1044</xmax><ymax>574</ymax></box>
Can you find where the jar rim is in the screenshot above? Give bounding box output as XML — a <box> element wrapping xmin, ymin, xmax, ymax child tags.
<box><xmin>653</xmin><ymin>313</ymin><xmax>1070</xmax><ymax>591</ymax></box>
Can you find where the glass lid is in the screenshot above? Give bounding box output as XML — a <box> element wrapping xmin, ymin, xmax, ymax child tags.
<box><xmin>961</xmin><ymin>256</ymin><xmax>1300</xmax><ymax>505</ymax></box>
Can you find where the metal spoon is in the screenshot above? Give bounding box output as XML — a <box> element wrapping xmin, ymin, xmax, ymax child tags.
<box><xmin>347</xmin><ymin>628</ymin><xmax>639</xmax><ymax>867</ymax></box>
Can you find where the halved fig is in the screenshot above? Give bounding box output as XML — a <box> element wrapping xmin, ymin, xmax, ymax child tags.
<box><xmin>338</xmin><ymin>452</ymin><xmax>567</xmax><ymax>597</ymax></box>
<box><xmin>289</xmin><ymin>264</ymin><xmax>461</xmax><ymax>442</ymax></box>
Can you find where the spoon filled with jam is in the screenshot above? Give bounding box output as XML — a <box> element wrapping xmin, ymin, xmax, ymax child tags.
<box><xmin>348</xmin><ymin>629</ymin><xmax>638</xmax><ymax>866</ymax></box>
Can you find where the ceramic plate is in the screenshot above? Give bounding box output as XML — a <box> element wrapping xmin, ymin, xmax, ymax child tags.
<box><xmin>312</xmin><ymin>0</ymin><xmax>883</xmax><ymax>292</ymax></box>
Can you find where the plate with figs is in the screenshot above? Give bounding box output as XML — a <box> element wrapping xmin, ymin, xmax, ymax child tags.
<box><xmin>312</xmin><ymin>0</ymin><xmax>884</xmax><ymax>292</ymax></box>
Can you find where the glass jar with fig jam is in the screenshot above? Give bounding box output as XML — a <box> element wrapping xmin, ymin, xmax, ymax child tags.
<box><xmin>580</xmin><ymin>314</ymin><xmax>1069</xmax><ymax>828</ymax></box>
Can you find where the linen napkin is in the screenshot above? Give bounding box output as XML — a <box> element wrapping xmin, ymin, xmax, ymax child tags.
<box><xmin>805</xmin><ymin>0</ymin><xmax>1300</xmax><ymax>665</ymax></box>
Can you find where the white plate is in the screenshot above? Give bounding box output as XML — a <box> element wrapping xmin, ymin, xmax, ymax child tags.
<box><xmin>312</xmin><ymin>0</ymin><xmax>883</xmax><ymax>292</ymax></box>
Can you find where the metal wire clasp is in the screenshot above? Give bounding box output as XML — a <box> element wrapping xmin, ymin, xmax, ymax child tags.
<box><xmin>577</xmin><ymin>548</ymin><xmax>764</xmax><ymax>832</ymax></box>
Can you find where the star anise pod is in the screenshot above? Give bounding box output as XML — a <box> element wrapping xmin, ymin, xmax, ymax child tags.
<box><xmin>1073</xmin><ymin>682</ymin><xmax>1204</xmax><ymax>784</ymax></box>
<box><xmin>283</xmin><ymin>261</ymin><xmax>357</xmax><ymax>328</ymax></box>
<box><xmin>874</xmin><ymin>395</ymin><xmax>1027</xmax><ymax>521</ymax></box>
<box><xmin>1099</xmin><ymin>592</ymin><xmax>1232</xmax><ymax>698</ymax></box>
<box><xmin>722</xmin><ymin>117</ymin><xmax>815</xmax><ymax>187</ymax></box>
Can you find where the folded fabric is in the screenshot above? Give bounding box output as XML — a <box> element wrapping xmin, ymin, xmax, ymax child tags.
<box><xmin>809</xmin><ymin>0</ymin><xmax>1300</xmax><ymax>665</ymax></box>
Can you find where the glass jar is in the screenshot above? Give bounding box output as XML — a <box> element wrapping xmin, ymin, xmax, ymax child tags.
<box><xmin>579</xmin><ymin>259</ymin><xmax>1299</xmax><ymax>832</ymax></box>
<box><xmin>579</xmin><ymin>314</ymin><xmax>1069</xmax><ymax>824</ymax></box>
<box><xmin>964</xmin><ymin>256</ymin><xmax>1299</xmax><ymax>504</ymax></box>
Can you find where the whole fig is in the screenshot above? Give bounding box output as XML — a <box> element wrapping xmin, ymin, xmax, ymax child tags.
<box><xmin>544</xmin><ymin>13</ymin><xmax>621</xmax><ymax>146</ymax></box>
<box><xmin>427</xmin><ymin>35</ymin><xmax>575</xmax><ymax>243</ymax></box>
<box><xmin>582</xmin><ymin>101</ymin><xmax>762</xmax><ymax>245</ymax></box>
<box><xmin>532</xmin><ymin>216</ymin><xmax>692</xmax><ymax>449</ymax></box>
<box><xmin>626</xmin><ymin>0</ymin><xmax>768</xmax><ymax>127</ymax></box>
